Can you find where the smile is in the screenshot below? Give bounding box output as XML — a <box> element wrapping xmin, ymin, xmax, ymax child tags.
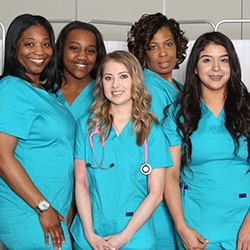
<box><xmin>75</xmin><ymin>63</ymin><xmax>87</xmax><ymax>69</ymax></box>
<box><xmin>112</xmin><ymin>91</ymin><xmax>124</xmax><ymax>96</ymax></box>
<box><xmin>29</xmin><ymin>58</ymin><xmax>45</xmax><ymax>65</ymax></box>
<box><xmin>210</xmin><ymin>75</ymin><xmax>222</xmax><ymax>80</ymax></box>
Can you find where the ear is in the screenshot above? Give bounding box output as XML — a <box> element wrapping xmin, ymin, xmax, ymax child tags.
<box><xmin>195</xmin><ymin>67</ymin><xmax>198</xmax><ymax>75</ymax></box>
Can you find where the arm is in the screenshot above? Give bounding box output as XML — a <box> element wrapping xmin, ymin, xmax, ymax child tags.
<box><xmin>0</xmin><ymin>132</ymin><xmax>66</xmax><ymax>250</ymax></box>
<box><xmin>103</xmin><ymin>167</ymin><xmax>165</xmax><ymax>249</ymax></box>
<box><xmin>74</xmin><ymin>158</ymin><xmax>115</xmax><ymax>250</ymax></box>
<box><xmin>164</xmin><ymin>145</ymin><xmax>209</xmax><ymax>250</ymax></box>
<box><xmin>237</xmin><ymin>208</ymin><xmax>250</xmax><ymax>250</ymax></box>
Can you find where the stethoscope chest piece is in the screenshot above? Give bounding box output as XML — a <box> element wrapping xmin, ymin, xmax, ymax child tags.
<box><xmin>140</xmin><ymin>163</ymin><xmax>152</xmax><ymax>175</ymax></box>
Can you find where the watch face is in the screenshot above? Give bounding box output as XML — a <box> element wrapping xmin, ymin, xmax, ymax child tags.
<box><xmin>39</xmin><ymin>200</ymin><xmax>50</xmax><ymax>211</ymax></box>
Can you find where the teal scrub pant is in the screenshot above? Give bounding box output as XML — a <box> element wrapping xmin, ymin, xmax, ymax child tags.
<box><xmin>0</xmin><ymin>209</ymin><xmax>72</xmax><ymax>250</ymax></box>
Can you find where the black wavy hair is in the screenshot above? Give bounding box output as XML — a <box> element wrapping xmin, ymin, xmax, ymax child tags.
<box><xmin>174</xmin><ymin>31</ymin><xmax>250</xmax><ymax>169</ymax></box>
<box><xmin>128</xmin><ymin>12</ymin><xmax>188</xmax><ymax>69</ymax></box>
<box><xmin>1</xmin><ymin>13</ymin><xmax>57</xmax><ymax>93</ymax></box>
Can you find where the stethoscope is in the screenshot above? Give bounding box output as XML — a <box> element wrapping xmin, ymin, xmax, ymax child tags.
<box><xmin>87</xmin><ymin>122</ymin><xmax>152</xmax><ymax>175</ymax></box>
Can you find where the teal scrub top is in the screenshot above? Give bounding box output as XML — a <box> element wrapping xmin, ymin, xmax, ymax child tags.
<box><xmin>56</xmin><ymin>80</ymin><xmax>95</xmax><ymax>121</ymax></box>
<box><xmin>0</xmin><ymin>76</ymin><xmax>76</xmax><ymax>218</ymax></box>
<box><xmin>70</xmin><ymin>114</ymin><xmax>173</xmax><ymax>250</ymax></box>
<box><xmin>144</xmin><ymin>68</ymin><xmax>182</xmax><ymax>123</ymax></box>
<box><xmin>164</xmin><ymin>100</ymin><xmax>250</xmax><ymax>242</ymax></box>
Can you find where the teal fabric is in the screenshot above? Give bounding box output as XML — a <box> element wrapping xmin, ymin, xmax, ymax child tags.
<box><xmin>70</xmin><ymin>114</ymin><xmax>173</xmax><ymax>250</ymax></box>
<box><xmin>144</xmin><ymin>68</ymin><xmax>182</xmax><ymax>123</ymax></box>
<box><xmin>164</xmin><ymin>100</ymin><xmax>250</xmax><ymax>248</ymax></box>
<box><xmin>56</xmin><ymin>80</ymin><xmax>95</xmax><ymax>121</ymax></box>
<box><xmin>0</xmin><ymin>76</ymin><xmax>75</xmax><ymax>250</ymax></box>
<box><xmin>144</xmin><ymin>68</ymin><xmax>182</xmax><ymax>249</ymax></box>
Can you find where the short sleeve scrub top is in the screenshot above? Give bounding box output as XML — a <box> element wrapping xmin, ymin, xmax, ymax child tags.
<box><xmin>0</xmin><ymin>76</ymin><xmax>76</xmax><ymax>250</ymax></box>
<box><xmin>164</xmin><ymin>100</ymin><xmax>250</xmax><ymax>249</ymax></box>
<box><xmin>144</xmin><ymin>68</ymin><xmax>182</xmax><ymax>249</ymax></box>
<box><xmin>71</xmin><ymin>114</ymin><xmax>173</xmax><ymax>250</ymax></box>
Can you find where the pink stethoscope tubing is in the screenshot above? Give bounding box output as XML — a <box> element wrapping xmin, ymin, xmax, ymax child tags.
<box><xmin>88</xmin><ymin>121</ymin><xmax>152</xmax><ymax>175</ymax></box>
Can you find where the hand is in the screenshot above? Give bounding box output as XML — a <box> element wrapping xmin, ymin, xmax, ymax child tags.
<box><xmin>237</xmin><ymin>216</ymin><xmax>250</xmax><ymax>250</ymax></box>
<box><xmin>103</xmin><ymin>233</ymin><xmax>130</xmax><ymax>250</ymax></box>
<box><xmin>86</xmin><ymin>232</ymin><xmax>116</xmax><ymax>250</ymax></box>
<box><xmin>38</xmin><ymin>206</ymin><xmax>66</xmax><ymax>250</ymax></box>
<box><xmin>66</xmin><ymin>203</ymin><xmax>76</xmax><ymax>229</ymax></box>
<box><xmin>178</xmin><ymin>225</ymin><xmax>209</xmax><ymax>250</ymax></box>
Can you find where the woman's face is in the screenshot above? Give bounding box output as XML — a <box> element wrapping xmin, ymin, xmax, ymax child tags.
<box><xmin>195</xmin><ymin>42</ymin><xmax>231</xmax><ymax>96</ymax></box>
<box><xmin>16</xmin><ymin>25</ymin><xmax>53</xmax><ymax>82</ymax></box>
<box><xmin>145</xmin><ymin>26</ymin><xmax>177</xmax><ymax>82</ymax></box>
<box><xmin>103</xmin><ymin>60</ymin><xmax>133</xmax><ymax>109</ymax></box>
<box><xmin>63</xmin><ymin>29</ymin><xmax>97</xmax><ymax>83</ymax></box>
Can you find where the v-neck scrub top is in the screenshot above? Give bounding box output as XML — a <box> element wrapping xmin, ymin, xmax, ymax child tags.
<box><xmin>70</xmin><ymin>115</ymin><xmax>173</xmax><ymax>250</ymax></box>
<box><xmin>0</xmin><ymin>76</ymin><xmax>75</xmax><ymax>250</ymax></box>
<box><xmin>144</xmin><ymin>68</ymin><xmax>182</xmax><ymax>249</ymax></box>
<box><xmin>56</xmin><ymin>80</ymin><xmax>95</xmax><ymax>121</ymax></box>
<box><xmin>164</xmin><ymin>100</ymin><xmax>250</xmax><ymax>248</ymax></box>
<box><xmin>144</xmin><ymin>68</ymin><xmax>182</xmax><ymax>123</ymax></box>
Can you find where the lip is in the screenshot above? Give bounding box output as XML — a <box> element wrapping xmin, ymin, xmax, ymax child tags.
<box><xmin>29</xmin><ymin>58</ymin><xmax>45</xmax><ymax>65</ymax></box>
<box><xmin>210</xmin><ymin>75</ymin><xmax>222</xmax><ymax>81</ymax></box>
<box><xmin>74</xmin><ymin>62</ymin><xmax>87</xmax><ymax>69</ymax></box>
<box><xmin>158</xmin><ymin>61</ymin><xmax>170</xmax><ymax>68</ymax></box>
<box><xmin>111</xmin><ymin>90</ymin><xmax>124</xmax><ymax>96</ymax></box>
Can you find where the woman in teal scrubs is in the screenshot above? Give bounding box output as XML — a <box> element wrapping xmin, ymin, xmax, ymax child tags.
<box><xmin>0</xmin><ymin>14</ymin><xmax>75</xmax><ymax>250</ymax></box>
<box><xmin>128</xmin><ymin>12</ymin><xmax>188</xmax><ymax>123</ymax></box>
<box><xmin>70</xmin><ymin>51</ymin><xmax>173</xmax><ymax>250</ymax></box>
<box><xmin>127</xmin><ymin>13</ymin><xmax>188</xmax><ymax>249</ymax></box>
<box><xmin>56</xmin><ymin>21</ymin><xmax>106</xmax><ymax>121</ymax></box>
<box><xmin>164</xmin><ymin>32</ymin><xmax>250</xmax><ymax>250</ymax></box>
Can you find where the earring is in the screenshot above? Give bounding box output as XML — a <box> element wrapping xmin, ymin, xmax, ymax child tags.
<box><xmin>142</xmin><ymin>60</ymin><xmax>147</xmax><ymax>69</ymax></box>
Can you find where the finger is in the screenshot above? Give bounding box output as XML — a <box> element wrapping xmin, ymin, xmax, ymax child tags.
<box><xmin>60</xmin><ymin>226</ymin><xmax>66</xmax><ymax>244</ymax></box>
<box><xmin>55</xmin><ymin>229</ymin><xmax>63</xmax><ymax>250</ymax></box>
<box><xmin>44</xmin><ymin>230</ymin><xmax>49</xmax><ymax>247</ymax></box>
<box><xmin>50</xmin><ymin>230</ymin><xmax>59</xmax><ymax>250</ymax></box>
<box><xmin>104</xmin><ymin>242</ymin><xmax>116</xmax><ymax>250</ymax></box>
<box><xmin>58</xmin><ymin>213</ymin><xmax>66</xmax><ymax>221</ymax></box>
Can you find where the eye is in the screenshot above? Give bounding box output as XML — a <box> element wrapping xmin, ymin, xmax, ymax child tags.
<box><xmin>43</xmin><ymin>42</ymin><xmax>51</xmax><ymax>47</ymax></box>
<box><xmin>165</xmin><ymin>42</ymin><xmax>173</xmax><ymax>48</ymax></box>
<box><xmin>203</xmin><ymin>58</ymin><xmax>211</xmax><ymax>63</ymax></box>
<box><xmin>221</xmin><ymin>57</ymin><xmax>229</xmax><ymax>63</ymax></box>
<box><xmin>87</xmin><ymin>49</ymin><xmax>96</xmax><ymax>54</ymax></box>
<box><xmin>69</xmin><ymin>46</ymin><xmax>79</xmax><ymax>52</ymax></box>
<box><xmin>148</xmin><ymin>45</ymin><xmax>158</xmax><ymax>51</ymax></box>
<box><xmin>25</xmin><ymin>42</ymin><xmax>34</xmax><ymax>47</ymax></box>
<box><xmin>120</xmin><ymin>74</ymin><xmax>128</xmax><ymax>79</ymax></box>
<box><xmin>104</xmin><ymin>76</ymin><xmax>112</xmax><ymax>81</ymax></box>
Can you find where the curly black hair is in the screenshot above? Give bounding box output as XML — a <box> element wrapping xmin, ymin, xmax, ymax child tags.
<box><xmin>128</xmin><ymin>12</ymin><xmax>188</xmax><ymax>69</ymax></box>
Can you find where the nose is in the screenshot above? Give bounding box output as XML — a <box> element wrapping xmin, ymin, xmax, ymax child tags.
<box><xmin>111</xmin><ymin>78</ymin><xmax>120</xmax><ymax>88</ymax></box>
<box><xmin>77</xmin><ymin>50</ymin><xmax>87</xmax><ymax>60</ymax></box>
<box><xmin>159</xmin><ymin>46</ymin><xmax>168</xmax><ymax>57</ymax></box>
<box><xmin>34</xmin><ymin>44</ymin><xmax>45</xmax><ymax>55</ymax></box>
<box><xmin>212</xmin><ymin>60</ymin><xmax>220</xmax><ymax>71</ymax></box>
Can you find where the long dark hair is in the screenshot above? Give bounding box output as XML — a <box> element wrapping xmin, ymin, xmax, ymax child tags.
<box><xmin>128</xmin><ymin>12</ymin><xmax>188</xmax><ymax>69</ymax></box>
<box><xmin>174</xmin><ymin>31</ymin><xmax>250</xmax><ymax>168</ymax></box>
<box><xmin>56</xmin><ymin>21</ymin><xmax>106</xmax><ymax>88</ymax></box>
<box><xmin>1</xmin><ymin>14</ymin><xmax>57</xmax><ymax>93</ymax></box>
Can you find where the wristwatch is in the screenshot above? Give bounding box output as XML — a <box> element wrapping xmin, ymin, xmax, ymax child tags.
<box><xmin>34</xmin><ymin>199</ymin><xmax>50</xmax><ymax>214</ymax></box>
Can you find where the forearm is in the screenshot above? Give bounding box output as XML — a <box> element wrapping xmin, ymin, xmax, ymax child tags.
<box><xmin>164</xmin><ymin>171</ymin><xmax>187</xmax><ymax>232</ymax></box>
<box><xmin>75</xmin><ymin>181</ymin><xmax>95</xmax><ymax>238</ymax></box>
<box><xmin>122</xmin><ymin>188</ymin><xmax>163</xmax><ymax>241</ymax></box>
<box><xmin>0</xmin><ymin>154</ymin><xmax>45</xmax><ymax>208</ymax></box>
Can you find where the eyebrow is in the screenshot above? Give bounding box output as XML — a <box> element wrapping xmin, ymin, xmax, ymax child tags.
<box><xmin>24</xmin><ymin>37</ymin><xmax>50</xmax><ymax>41</ymax></box>
<box><xmin>149</xmin><ymin>38</ymin><xmax>173</xmax><ymax>44</ymax></box>
<box><xmin>69</xmin><ymin>41</ymin><xmax>96</xmax><ymax>47</ymax></box>
<box><xmin>199</xmin><ymin>54</ymin><xmax>229</xmax><ymax>59</ymax></box>
<box><xmin>104</xmin><ymin>71</ymin><xmax>129</xmax><ymax>76</ymax></box>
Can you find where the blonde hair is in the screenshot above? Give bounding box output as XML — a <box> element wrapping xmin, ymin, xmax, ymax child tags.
<box><xmin>87</xmin><ymin>50</ymin><xmax>158</xmax><ymax>146</ymax></box>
